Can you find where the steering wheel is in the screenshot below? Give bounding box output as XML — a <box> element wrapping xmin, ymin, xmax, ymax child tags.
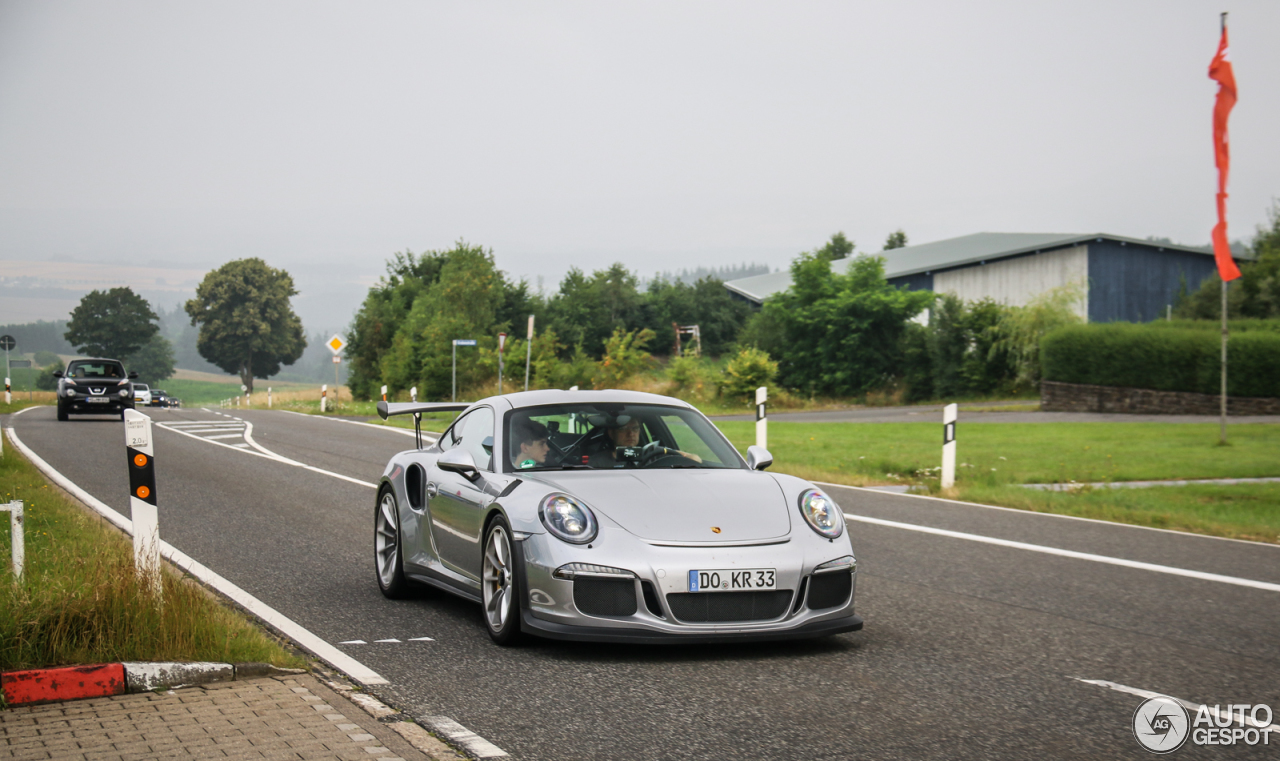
<box><xmin>638</xmin><ymin>440</ymin><xmax>688</xmax><ymax>468</ymax></box>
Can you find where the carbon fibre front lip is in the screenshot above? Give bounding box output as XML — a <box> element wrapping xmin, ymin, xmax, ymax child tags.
<box><xmin>518</xmin><ymin>608</ymin><xmax>863</xmax><ymax>644</ymax></box>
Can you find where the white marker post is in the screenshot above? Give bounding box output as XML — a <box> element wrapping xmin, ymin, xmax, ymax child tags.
<box><xmin>381</xmin><ymin>385</ymin><xmax>387</xmax><ymax>403</ymax></box>
<box><xmin>410</xmin><ymin>386</ymin><xmax>417</xmax><ymax>403</ymax></box>
<box><xmin>321</xmin><ymin>384</ymin><xmax>327</xmax><ymax>413</ymax></box>
<box><xmin>497</xmin><ymin>332</ymin><xmax>507</xmax><ymax>395</ymax></box>
<box><xmin>268</xmin><ymin>387</ymin><xmax>272</xmax><ymax>408</ymax></box>
<box><xmin>755</xmin><ymin>386</ymin><xmax>768</xmax><ymax>450</ymax></box>
<box><xmin>5</xmin><ymin>377</ymin><xmax>10</xmax><ymax>405</ymax></box>
<box><xmin>1</xmin><ymin>500</ymin><xmax>22</xmax><ymax>582</ymax></box>
<box><xmin>524</xmin><ymin>315</ymin><xmax>535</xmax><ymax>392</ymax></box>
<box><xmin>124</xmin><ymin>409</ymin><xmax>161</xmax><ymax>596</ymax></box>
<box><xmin>941</xmin><ymin>403</ymin><xmax>958</xmax><ymax>489</ymax></box>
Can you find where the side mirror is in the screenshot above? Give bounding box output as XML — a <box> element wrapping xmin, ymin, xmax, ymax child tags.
<box><xmin>746</xmin><ymin>446</ymin><xmax>773</xmax><ymax>471</ymax></box>
<box><xmin>438</xmin><ymin>448</ymin><xmax>481</xmax><ymax>481</ymax></box>
<box><xmin>52</xmin><ymin>371</ymin><xmax>64</xmax><ymax>378</ymax></box>
<box><xmin>128</xmin><ymin>371</ymin><xmax>139</xmax><ymax>379</ymax></box>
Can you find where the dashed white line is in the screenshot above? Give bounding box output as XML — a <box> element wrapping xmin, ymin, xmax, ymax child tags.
<box><xmin>842</xmin><ymin>513</ymin><xmax>1280</xmax><ymax>593</ymax></box>
<box><xmin>205</xmin><ymin>433</ymin><xmax>247</xmax><ymax>440</ymax></box>
<box><xmin>374</xmin><ymin>638</ymin><xmax>401</xmax><ymax>643</ymax></box>
<box><xmin>1074</xmin><ymin>678</ymin><xmax>1279</xmax><ymax>731</ymax></box>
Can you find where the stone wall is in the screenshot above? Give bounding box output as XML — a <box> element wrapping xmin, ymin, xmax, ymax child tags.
<box><xmin>1041</xmin><ymin>380</ymin><xmax>1280</xmax><ymax>416</ymax></box>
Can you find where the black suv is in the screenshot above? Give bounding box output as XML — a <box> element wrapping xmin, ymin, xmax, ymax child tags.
<box><xmin>54</xmin><ymin>358</ymin><xmax>137</xmax><ymax>421</ymax></box>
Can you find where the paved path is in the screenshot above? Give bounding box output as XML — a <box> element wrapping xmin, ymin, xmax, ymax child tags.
<box><xmin>711</xmin><ymin>403</ymin><xmax>1280</xmax><ymax>424</ymax></box>
<box><xmin>0</xmin><ymin>674</ymin><xmax>459</xmax><ymax>761</ymax></box>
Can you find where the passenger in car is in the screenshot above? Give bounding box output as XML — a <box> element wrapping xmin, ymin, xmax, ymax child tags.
<box><xmin>511</xmin><ymin>420</ymin><xmax>551</xmax><ymax>469</ymax></box>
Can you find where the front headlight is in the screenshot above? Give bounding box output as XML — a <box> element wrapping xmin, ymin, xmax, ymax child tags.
<box><xmin>798</xmin><ymin>489</ymin><xmax>843</xmax><ymax>539</ymax></box>
<box><xmin>539</xmin><ymin>493</ymin><xmax>598</xmax><ymax>544</ymax></box>
<box><xmin>119</xmin><ymin>389</ymin><xmax>130</xmax><ymax>397</ymax></box>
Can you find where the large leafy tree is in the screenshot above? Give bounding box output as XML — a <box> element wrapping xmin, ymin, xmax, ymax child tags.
<box><xmin>184</xmin><ymin>259</ymin><xmax>306</xmax><ymax>393</ymax></box>
<box><xmin>64</xmin><ymin>287</ymin><xmax>158</xmax><ymax>358</ymax></box>
<box><xmin>546</xmin><ymin>264</ymin><xmax>645</xmax><ymax>356</ymax></box>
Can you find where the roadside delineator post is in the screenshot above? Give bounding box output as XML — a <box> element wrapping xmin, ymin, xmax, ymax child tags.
<box><xmin>321</xmin><ymin>384</ymin><xmax>328</xmax><ymax>413</ymax></box>
<box><xmin>381</xmin><ymin>385</ymin><xmax>387</xmax><ymax>402</ymax></box>
<box><xmin>941</xmin><ymin>403</ymin><xmax>958</xmax><ymax>489</ymax></box>
<box><xmin>410</xmin><ymin>386</ymin><xmax>417</xmax><ymax>402</ymax></box>
<box><xmin>268</xmin><ymin>387</ymin><xmax>272</xmax><ymax>408</ymax></box>
<box><xmin>4</xmin><ymin>377</ymin><xmax>9</xmax><ymax>405</ymax></box>
<box><xmin>1</xmin><ymin>500</ymin><xmax>23</xmax><ymax>583</ymax></box>
<box><xmin>497</xmin><ymin>332</ymin><xmax>507</xmax><ymax>395</ymax></box>
<box><xmin>755</xmin><ymin>386</ymin><xmax>768</xmax><ymax>449</ymax></box>
<box><xmin>124</xmin><ymin>409</ymin><xmax>161</xmax><ymax>596</ymax></box>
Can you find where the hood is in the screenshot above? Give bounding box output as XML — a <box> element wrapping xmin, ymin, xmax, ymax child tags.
<box><xmin>527</xmin><ymin>469</ymin><xmax>791</xmax><ymax>543</ymax></box>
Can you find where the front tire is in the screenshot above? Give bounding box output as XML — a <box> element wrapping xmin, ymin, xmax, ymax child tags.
<box><xmin>57</xmin><ymin>402</ymin><xmax>69</xmax><ymax>421</ymax></box>
<box><xmin>482</xmin><ymin>517</ymin><xmax>524</xmax><ymax>646</ymax></box>
<box><xmin>374</xmin><ymin>488</ymin><xmax>410</xmax><ymax>599</ymax></box>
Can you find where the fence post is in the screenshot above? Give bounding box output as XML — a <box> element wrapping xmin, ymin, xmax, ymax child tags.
<box><xmin>755</xmin><ymin>387</ymin><xmax>768</xmax><ymax>449</ymax></box>
<box><xmin>2</xmin><ymin>500</ymin><xmax>22</xmax><ymax>582</ymax></box>
<box><xmin>321</xmin><ymin>384</ymin><xmax>327</xmax><ymax>413</ymax></box>
<box><xmin>941</xmin><ymin>403</ymin><xmax>957</xmax><ymax>489</ymax></box>
<box><xmin>124</xmin><ymin>409</ymin><xmax>161</xmax><ymax>596</ymax></box>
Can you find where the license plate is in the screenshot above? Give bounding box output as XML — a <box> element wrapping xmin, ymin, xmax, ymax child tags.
<box><xmin>688</xmin><ymin>568</ymin><xmax>776</xmax><ymax>592</ymax></box>
<box><xmin>86</xmin><ymin>397</ymin><xmax>110</xmax><ymax>404</ymax></box>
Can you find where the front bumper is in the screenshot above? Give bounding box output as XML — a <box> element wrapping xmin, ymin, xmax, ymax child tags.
<box><xmin>515</xmin><ymin>526</ymin><xmax>862</xmax><ymax>643</ymax></box>
<box><xmin>63</xmin><ymin>398</ymin><xmax>132</xmax><ymax>414</ymax></box>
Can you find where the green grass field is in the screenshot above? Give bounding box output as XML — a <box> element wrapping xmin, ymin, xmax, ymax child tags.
<box><xmin>0</xmin><ymin>441</ymin><xmax>305</xmax><ymax>672</ymax></box>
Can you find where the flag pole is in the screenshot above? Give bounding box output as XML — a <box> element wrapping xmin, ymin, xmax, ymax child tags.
<box><xmin>1217</xmin><ymin>11</ymin><xmax>1230</xmax><ymax>446</ymax></box>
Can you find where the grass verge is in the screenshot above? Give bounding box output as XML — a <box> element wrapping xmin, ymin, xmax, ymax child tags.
<box><xmin>0</xmin><ymin>438</ymin><xmax>306</xmax><ymax>672</ymax></box>
<box><xmin>949</xmin><ymin>483</ymin><xmax>1280</xmax><ymax>544</ymax></box>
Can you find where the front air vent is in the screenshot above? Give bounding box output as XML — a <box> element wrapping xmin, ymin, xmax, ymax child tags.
<box><xmin>573</xmin><ymin>578</ymin><xmax>638</xmax><ymax>617</ymax></box>
<box><xmin>807</xmin><ymin>571</ymin><xmax>853</xmax><ymax>610</ymax></box>
<box><xmin>640</xmin><ymin>581</ymin><xmax>665</xmax><ymax>618</ymax></box>
<box><xmin>791</xmin><ymin>577</ymin><xmax>810</xmax><ymax>615</ymax></box>
<box><xmin>666</xmin><ymin>591</ymin><xmax>792</xmax><ymax>623</ymax></box>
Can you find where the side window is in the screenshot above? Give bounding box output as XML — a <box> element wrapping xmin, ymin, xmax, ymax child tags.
<box><xmin>440</xmin><ymin>415</ymin><xmax>467</xmax><ymax>451</ymax></box>
<box><xmin>459</xmin><ymin>408</ymin><xmax>496</xmax><ymax>471</ymax></box>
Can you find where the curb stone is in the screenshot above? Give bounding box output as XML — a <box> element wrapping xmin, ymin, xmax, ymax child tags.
<box><xmin>0</xmin><ymin>660</ymin><xmax>305</xmax><ymax>706</ymax></box>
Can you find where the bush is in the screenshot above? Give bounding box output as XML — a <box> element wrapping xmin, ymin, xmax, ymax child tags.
<box><xmin>35</xmin><ymin>358</ymin><xmax>64</xmax><ymax>391</ymax></box>
<box><xmin>1041</xmin><ymin>323</ymin><xmax>1280</xmax><ymax>398</ymax></box>
<box><xmin>33</xmin><ymin>350</ymin><xmax>60</xmax><ymax>366</ymax></box>
<box><xmin>720</xmin><ymin>347</ymin><xmax>779</xmax><ymax>403</ymax></box>
<box><xmin>593</xmin><ymin>328</ymin><xmax>656</xmax><ymax>388</ymax></box>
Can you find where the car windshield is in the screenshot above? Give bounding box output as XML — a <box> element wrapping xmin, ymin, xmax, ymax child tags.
<box><xmin>68</xmin><ymin>361</ymin><xmax>124</xmax><ymax>379</ymax></box>
<box><xmin>505</xmin><ymin>403</ymin><xmax>744</xmax><ymax>472</ymax></box>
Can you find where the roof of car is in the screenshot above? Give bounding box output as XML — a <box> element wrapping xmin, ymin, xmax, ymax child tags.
<box><xmin>490</xmin><ymin>389</ymin><xmax>696</xmax><ymax>411</ymax></box>
<box><xmin>69</xmin><ymin>358</ymin><xmax>125</xmax><ymax>364</ymax></box>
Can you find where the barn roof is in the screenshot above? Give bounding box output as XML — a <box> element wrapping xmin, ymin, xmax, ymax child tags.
<box><xmin>723</xmin><ymin>232</ymin><xmax>1230</xmax><ymax>304</ymax></box>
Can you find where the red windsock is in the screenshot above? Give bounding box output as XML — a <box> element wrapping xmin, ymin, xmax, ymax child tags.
<box><xmin>1209</xmin><ymin>25</ymin><xmax>1241</xmax><ymax>281</ymax></box>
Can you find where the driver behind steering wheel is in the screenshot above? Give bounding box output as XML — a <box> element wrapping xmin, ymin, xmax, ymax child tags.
<box><xmin>588</xmin><ymin>416</ymin><xmax>702</xmax><ymax>468</ymax></box>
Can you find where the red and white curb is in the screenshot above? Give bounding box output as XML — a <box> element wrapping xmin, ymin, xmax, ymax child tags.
<box><xmin>0</xmin><ymin>661</ymin><xmax>303</xmax><ymax>707</ymax></box>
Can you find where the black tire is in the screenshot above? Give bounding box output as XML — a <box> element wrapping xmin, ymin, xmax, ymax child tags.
<box><xmin>481</xmin><ymin>516</ymin><xmax>525</xmax><ymax>646</ymax></box>
<box><xmin>57</xmin><ymin>402</ymin><xmax>69</xmax><ymax>421</ymax></box>
<box><xmin>374</xmin><ymin>488</ymin><xmax>410</xmax><ymax>599</ymax></box>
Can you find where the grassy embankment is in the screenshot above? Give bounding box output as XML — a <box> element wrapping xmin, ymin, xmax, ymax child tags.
<box><xmin>0</xmin><ymin>439</ymin><xmax>306</xmax><ymax>673</ymax></box>
<box><xmin>717</xmin><ymin>421</ymin><xmax>1280</xmax><ymax>543</ymax></box>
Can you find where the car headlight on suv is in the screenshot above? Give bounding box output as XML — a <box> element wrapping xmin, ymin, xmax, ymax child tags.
<box><xmin>798</xmin><ymin>489</ymin><xmax>844</xmax><ymax>539</ymax></box>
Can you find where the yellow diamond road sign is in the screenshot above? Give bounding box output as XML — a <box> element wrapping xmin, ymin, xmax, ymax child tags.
<box><xmin>327</xmin><ymin>334</ymin><xmax>346</xmax><ymax>355</ymax></box>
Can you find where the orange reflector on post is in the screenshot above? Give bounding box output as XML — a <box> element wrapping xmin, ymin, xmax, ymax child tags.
<box><xmin>133</xmin><ymin>453</ymin><xmax>148</xmax><ymax>468</ymax></box>
<box><xmin>136</xmin><ymin>486</ymin><xmax>150</xmax><ymax>499</ymax></box>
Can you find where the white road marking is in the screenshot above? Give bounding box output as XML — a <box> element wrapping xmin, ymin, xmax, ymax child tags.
<box><xmin>154</xmin><ymin>420</ymin><xmax>377</xmax><ymax>490</ymax></box>
<box><xmin>817</xmin><ymin>481</ymin><xmax>1280</xmax><ymax>549</ymax></box>
<box><xmin>205</xmin><ymin>433</ymin><xmax>248</xmax><ymax>440</ymax></box>
<box><xmin>339</xmin><ymin>640</ymin><xmax>367</xmax><ymax>645</ymax></box>
<box><xmin>843</xmin><ymin>513</ymin><xmax>1280</xmax><ymax>593</ymax></box>
<box><xmin>374</xmin><ymin>638</ymin><xmax>401</xmax><ymax>643</ymax></box>
<box><xmin>276</xmin><ymin>409</ymin><xmax>438</xmax><ymax>442</ymax></box>
<box><xmin>408</xmin><ymin>637</ymin><xmax>435</xmax><ymax>642</ymax></box>
<box><xmin>1074</xmin><ymin>678</ymin><xmax>1279</xmax><ymax>731</ymax></box>
<box><xmin>422</xmin><ymin>716</ymin><xmax>508</xmax><ymax>758</ymax></box>
<box><xmin>4</xmin><ymin>423</ymin><xmax>389</xmax><ymax>686</ymax></box>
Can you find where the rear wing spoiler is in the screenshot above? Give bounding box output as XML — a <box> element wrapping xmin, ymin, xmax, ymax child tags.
<box><xmin>376</xmin><ymin>401</ymin><xmax>471</xmax><ymax>450</ymax></box>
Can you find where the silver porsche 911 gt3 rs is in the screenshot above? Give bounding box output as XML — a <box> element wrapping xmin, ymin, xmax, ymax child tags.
<box><xmin>373</xmin><ymin>389</ymin><xmax>862</xmax><ymax>645</ymax></box>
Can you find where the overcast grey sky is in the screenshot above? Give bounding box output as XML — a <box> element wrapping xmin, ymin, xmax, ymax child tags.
<box><xmin>2</xmin><ymin>1</ymin><xmax>1278</xmax><ymax>328</ymax></box>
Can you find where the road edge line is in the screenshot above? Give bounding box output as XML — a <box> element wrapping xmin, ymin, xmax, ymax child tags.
<box><xmin>275</xmin><ymin>409</ymin><xmax>437</xmax><ymax>441</ymax></box>
<box><xmin>842</xmin><ymin>512</ymin><xmax>1280</xmax><ymax>593</ymax></box>
<box><xmin>3</xmin><ymin>425</ymin><xmax>390</xmax><ymax>686</ymax></box>
<box><xmin>816</xmin><ymin>481</ymin><xmax>1280</xmax><ymax>549</ymax></box>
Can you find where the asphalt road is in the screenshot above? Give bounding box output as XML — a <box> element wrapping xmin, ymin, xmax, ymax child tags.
<box><xmin>8</xmin><ymin>405</ymin><xmax>1280</xmax><ymax>760</ymax></box>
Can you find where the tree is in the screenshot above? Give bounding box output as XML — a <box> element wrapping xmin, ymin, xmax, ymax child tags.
<box><xmin>546</xmin><ymin>264</ymin><xmax>644</xmax><ymax>356</ymax></box>
<box><xmin>64</xmin><ymin>287</ymin><xmax>158</xmax><ymax>358</ymax></box>
<box><xmin>816</xmin><ymin>232</ymin><xmax>855</xmax><ymax>262</ymax></box>
<box><xmin>1174</xmin><ymin>201</ymin><xmax>1280</xmax><ymax>319</ymax></box>
<box><xmin>884</xmin><ymin>230</ymin><xmax>909</xmax><ymax>250</ymax></box>
<box><xmin>125</xmin><ymin>334</ymin><xmax>176</xmax><ymax>384</ymax></box>
<box><xmin>184</xmin><ymin>259</ymin><xmax>307</xmax><ymax>393</ymax></box>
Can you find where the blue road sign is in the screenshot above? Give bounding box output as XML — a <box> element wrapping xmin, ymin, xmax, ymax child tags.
<box><xmin>454</xmin><ymin>339</ymin><xmax>477</xmax><ymax>346</ymax></box>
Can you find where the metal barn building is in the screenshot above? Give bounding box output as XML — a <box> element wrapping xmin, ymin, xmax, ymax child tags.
<box><xmin>723</xmin><ymin>232</ymin><xmax>1246</xmax><ymax>322</ymax></box>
